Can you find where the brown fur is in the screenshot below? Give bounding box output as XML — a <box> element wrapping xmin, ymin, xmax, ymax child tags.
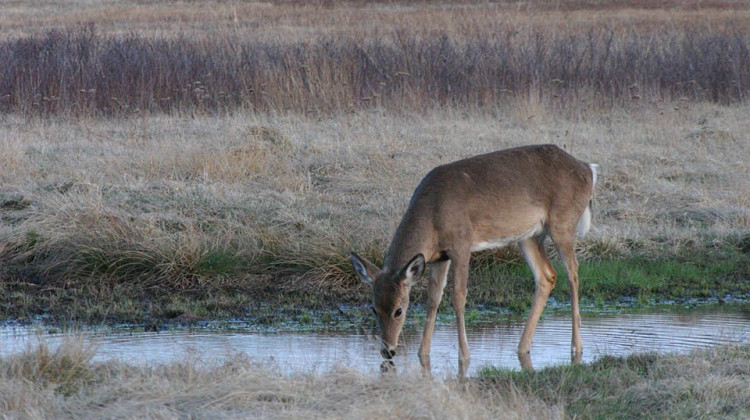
<box><xmin>351</xmin><ymin>144</ymin><xmax>597</xmax><ymax>374</ymax></box>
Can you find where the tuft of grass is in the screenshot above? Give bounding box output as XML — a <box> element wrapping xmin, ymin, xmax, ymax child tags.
<box><xmin>1</xmin><ymin>336</ymin><xmax>97</xmax><ymax>397</ymax></box>
<box><xmin>196</xmin><ymin>250</ymin><xmax>243</xmax><ymax>277</ymax></box>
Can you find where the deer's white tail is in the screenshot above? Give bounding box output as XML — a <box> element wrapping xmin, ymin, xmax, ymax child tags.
<box><xmin>576</xmin><ymin>163</ymin><xmax>599</xmax><ymax>237</ymax></box>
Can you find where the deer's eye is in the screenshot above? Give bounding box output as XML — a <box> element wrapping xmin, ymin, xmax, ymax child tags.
<box><xmin>394</xmin><ymin>308</ymin><xmax>403</xmax><ymax>318</ymax></box>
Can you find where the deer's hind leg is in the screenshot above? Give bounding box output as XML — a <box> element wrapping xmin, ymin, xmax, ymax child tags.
<box><xmin>517</xmin><ymin>235</ymin><xmax>557</xmax><ymax>362</ymax></box>
<box><xmin>551</xmin><ymin>234</ymin><xmax>583</xmax><ymax>364</ymax></box>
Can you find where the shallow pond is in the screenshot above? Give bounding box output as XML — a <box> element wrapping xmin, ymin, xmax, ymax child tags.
<box><xmin>2</xmin><ymin>306</ymin><xmax>749</xmax><ymax>377</ymax></box>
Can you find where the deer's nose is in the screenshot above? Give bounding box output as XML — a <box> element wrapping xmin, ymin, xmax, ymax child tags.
<box><xmin>380</xmin><ymin>347</ymin><xmax>396</xmax><ymax>359</ymax></box>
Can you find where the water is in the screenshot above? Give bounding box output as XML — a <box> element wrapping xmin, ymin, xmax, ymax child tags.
<box><xmin>2</xmin><ymin>307</ymin><xmax>748</xmax><ymax>377</ymax></box>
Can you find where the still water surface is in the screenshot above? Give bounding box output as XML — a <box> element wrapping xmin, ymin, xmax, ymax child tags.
<box><xmin>2</xmin><ymin>307</ymin><xmax>748</xmax><ymax>377</ymax></box>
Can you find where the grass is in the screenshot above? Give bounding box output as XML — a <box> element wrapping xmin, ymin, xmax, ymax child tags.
<box><xmin>1</xmin><ymin>335</ymin><xmax>97</xmax><ymax>399</ymax></box>
<box><xmin>0</xmin><ymin>2</ymin><xmax>749</xmax><ymax>417</ymax></box>
<box><xmin>0</xmin><ymin>0</ymin><xmax>749</xmax><ymax>325</ymax></box>
<box><xmin>478</xmin><ymin>345</ymin><xmax>750</xmax><ymax>419</ymax></box>
<box><xmin>465</xmin><ymin>245</ymin><xmax>750</xmax><ymax>311</ymax></box>
<box><xmin>1</xmin><ymin>337</ymin><xmax>748</xmax><ymax>418</ymax></box>
<box><xmin>1</xmin><ymin>103</ymin><xmax>749</xmax><ymax>323</ymax></box>
<box><xmin>2</xmin><ymin>1</ymin><xmax>750</xmax><ymax>117</ymax></box>
<box><xmin>1</xmin><ymin>23</ymin><xmax>748</xmax><ymax>117</ymax></box>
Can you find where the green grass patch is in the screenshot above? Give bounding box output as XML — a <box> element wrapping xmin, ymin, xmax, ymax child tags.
<box><xmin>463</xmin><ymin>245</ymin><xmax>750</xmax><ymax>312</ymax></box>
<box><xmin>196</xmin><ymin>250</ymin><xmax>244</xmax><ymax>277</ymax></box>
<box><xmin>1</xmin><ymin>234</ymin><xmax>748</xmax><ymax>325</ymax></box>
<box><xmin>477</xmin><ymin>345</ymin><xmax>750</xmax><ymax>419</ymax></box>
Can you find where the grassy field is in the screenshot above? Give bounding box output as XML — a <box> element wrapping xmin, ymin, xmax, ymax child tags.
<box><xmin>1</xmin><ymin>337</ymin><xmax>749</xmax><ymax>418</ymax></box>
<box><xmin>0</xmin><ymin>0</ymin><xmax>749</xmax><ymax>326</ymax></box>
<box><xmin>1</xmin><ymin>1</ymin><xmax>749</xmax><ymax>418</ymax></box>
<box><xmin>1</xmin><ymin>103</ymin><xmax>748</xmax><ymax>324</ymax></box>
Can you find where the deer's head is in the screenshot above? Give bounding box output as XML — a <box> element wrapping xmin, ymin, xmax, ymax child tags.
<box><xmin>350</xmin><ymin>252</ymin><xmax>425</xmax><ymax>359</ymax></box>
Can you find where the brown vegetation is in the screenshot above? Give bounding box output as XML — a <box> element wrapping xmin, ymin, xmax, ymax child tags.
<box><xmin>3</xmin><ymin>1</ymin><xmax>750</xmax><ymax>41</ymax></box>
<box><xmin>2</xmin><ymin>337</ymin><xmax>748</xmax><ymax>418</ymax></box>
<box><xmin>0</xmin><ymin>0</ymin><xmax>748</xmax><ymax>322</ymax></box>
<box><xmin>1</xmin><ymin>1</ymin><xmax>749</xmax><ymax>116</ymax></box>
<box><xmin>1</xmin><ymin>102</ymin><xmax>747</xmax><ymax>320</ymax></box>
<box><xmin>0</xmin><ymin>2</ymin><xmax>749</xmax><ymax>415</ymax></box>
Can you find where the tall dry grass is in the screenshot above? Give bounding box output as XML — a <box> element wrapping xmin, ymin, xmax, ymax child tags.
<box><xmin>1</xmin><ymin>25</ymin><xmax>748</xmax><ymax>117</ymax></box>
<box><xmin>2</xmin><ymin>1</ymin><xmax>750</xmax><ymax>117</ymax></box>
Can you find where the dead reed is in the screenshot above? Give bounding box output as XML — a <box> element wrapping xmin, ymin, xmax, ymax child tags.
<box><xmin>1</xmin><ymin>23</ymin><xmax>748</xmax><ymax>117</ymax></box>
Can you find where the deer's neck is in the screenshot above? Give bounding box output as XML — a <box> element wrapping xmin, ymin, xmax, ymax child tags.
<box><xmin>383</xmin><ymin>207</ymin><xmax>436</xmax><ymax>271</ymax></box>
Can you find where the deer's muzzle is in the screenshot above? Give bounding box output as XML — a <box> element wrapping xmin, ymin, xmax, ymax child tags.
<box><xmin>380</xmin><ymin>347</ymin><xmax>396</xmax><ymax>359</ymax></box>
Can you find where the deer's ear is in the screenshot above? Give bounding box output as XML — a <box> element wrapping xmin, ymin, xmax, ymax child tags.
<box><xmin>399</xmin><ymin>253</ymin><xmax>425</xmax><ymax>286</ymax></box>
<box><xmin>350</xmin><ymin>252</ymin><xmax>379</xmax><ymax>286</ymax></box>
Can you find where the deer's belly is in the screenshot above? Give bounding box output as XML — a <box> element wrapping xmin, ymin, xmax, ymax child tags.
<box><xmin>470</xmin><ymin>221</ymin><xmax>544</xmax><ymax>252</ymax></box>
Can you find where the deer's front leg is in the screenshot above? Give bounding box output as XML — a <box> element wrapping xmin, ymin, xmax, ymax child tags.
<box><xmin>419</xmin><ymin>259</ymin><xmax>451</xmax><ymax>373</ymax></box>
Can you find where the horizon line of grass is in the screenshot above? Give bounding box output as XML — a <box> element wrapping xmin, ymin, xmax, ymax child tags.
<box><xmin>1</xmin><ymin>25</ymin><xmax>749</xmax><ymax>117</ymax></box>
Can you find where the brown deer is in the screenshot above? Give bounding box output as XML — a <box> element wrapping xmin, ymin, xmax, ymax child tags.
<box><xmin>350</xmin><ymin>144</ymin><xmax>598</xmax><ymax>375</ymax></box>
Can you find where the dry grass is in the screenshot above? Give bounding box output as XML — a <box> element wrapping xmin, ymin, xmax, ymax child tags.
<box><xmin>0</xmin><ymin>337</ymin><xmax>554</xmax><ymax>419</ymax></box>
<box><xmin>0</xmin><ymin>0</ymin><xmax>748</xmax><ymax>317</ymax></box>
<box><xmin>1</xmin><ymin>101</ymin><xmax>748</xmax><ymax>290</ymax></box>
<box><xmin>2</xmin><ymin>1</ymin><xmax>749</xmax><ymax>116</ymax></box>
<box><xmin>0</xmin><ymin>3</ymin><xmax>749</xmax><ymax>415</ymax></box>
<box><xmin>3</xmin><ymin>0</ymin><xmax>750</xmax><ymax>41</ymax></box>
<box><xmin>2</xmin><ymin>336</ymin><xmax>748</xmax><ymax>418</ymax></box>
<box><xmin>481</xmin><ymin>345</ymin><xmax>750</xmax><ymax>419</ymax></box>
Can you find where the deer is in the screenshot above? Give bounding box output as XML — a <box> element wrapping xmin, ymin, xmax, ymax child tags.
<box><xmin>350</xmin><ymin>144</ymin><xmax>598</xmax><ymax>376</ymax></box>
